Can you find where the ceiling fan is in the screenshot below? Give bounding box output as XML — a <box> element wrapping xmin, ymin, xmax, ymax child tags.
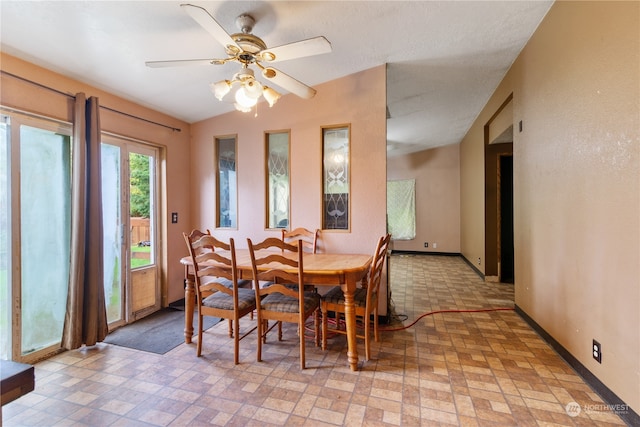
<box><xmin>146</xmin><ymin>4</ymin><xmax>332</xmax><ymax>111</ymax></box>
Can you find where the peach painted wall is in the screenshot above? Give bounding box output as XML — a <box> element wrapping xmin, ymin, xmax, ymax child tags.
<box><xmin>188</xmin><ymin>66</ymin><xmax>388</xmax><ymax>309</ymax></box>
<box><xmin>1</xmin><ymin>53</ymin><xmax>192</xmax><ymax>305</ymax></box>
<box><xmin>460</xmin><ymin>2</ymin><xmax>639</xmax><ymax>413</ymax></box>
<box><xmin>387</xmin><ymin>144</ymin><xmax>460</xmax><ymax>253</ymax></box>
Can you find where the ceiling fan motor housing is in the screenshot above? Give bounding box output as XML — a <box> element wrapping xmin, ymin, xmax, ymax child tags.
<box><xmin>236</xmin><ymin>14</ymin><xmax>255</xmax><ymax>33</ymax></box>
<box><xmin>229</xmin><ymin>33</ymin><xmax>267</xmax><ymax>60</ymax></box>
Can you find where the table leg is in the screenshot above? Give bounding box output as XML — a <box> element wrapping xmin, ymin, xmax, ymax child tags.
<box><xmin>342</xmin><ymin>276</ymin><xmax>359</xmax><ymax>371</ymax></box>
<box><xmin>184</xmin><ymin>267</ymin><xmax>195</xmax><ymax>344</ymax></box>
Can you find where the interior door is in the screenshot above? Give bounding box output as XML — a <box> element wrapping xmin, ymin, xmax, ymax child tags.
<box><xmin>102</xmin><ymin>136</ymin><xmax>160</xmax><ymax>328</ymax></box>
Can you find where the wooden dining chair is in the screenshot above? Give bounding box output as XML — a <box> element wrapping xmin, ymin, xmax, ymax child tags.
<box><xmin>282</xmin><ymin>227</ymin><xmax>319</xmax><ymax>253</ymax></box>
<box><xmin>247</xmin><ymin>237</ymin><xmax>321</xmax><ymax>369</ymax></box>
<box><xmin>184</xmin><ymin>228</ymin><xmax>252</xmax><ymax>289</ymax></box>
<box><xmin>282</xmin><ymin>227</ymin><xmax>321</xmax><ymax>293</ymax></box>
<box><xmin>320</xmin><ymin>233</ymin><xmax>391</xmax><ymax>361</ymax></box>
<box><xmin>183</xmin><ymin>232</ymin><xmax>257</xmax><ymax>364</ymax></box>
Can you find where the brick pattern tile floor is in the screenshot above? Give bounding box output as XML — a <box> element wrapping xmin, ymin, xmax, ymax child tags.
<box><xmin>2</xmin><ymin>254</ymin><xmax>627</xmax><ymax>426</ymax></box>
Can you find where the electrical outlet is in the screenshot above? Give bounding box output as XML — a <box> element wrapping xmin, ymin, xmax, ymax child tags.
<box><xmin>478</xmin><ymin>257</ymin><xmax>481</xmax><ymax>265</ymax></box>
<box><xmin>433</xmin><ymin>243</ymin><xmax>437</xmax><ymax>249</ymax></box>
<box><xmin>171</xmin><ymin>212</ymin><xmax>178</xmax><ymax>224</ymax></box>
<box><xmin>424</xmin><ymin>242</ymin><xmax>428</xmax><ymax>248</ymax></box>
<box><xmin>593</xmin><ymin>339</ymin><xmax>602</xmax><ymax>363</ymax></box>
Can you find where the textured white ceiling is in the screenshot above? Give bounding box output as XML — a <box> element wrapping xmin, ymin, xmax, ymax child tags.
<box><xmin>0</xmin><ymin>1</ymin><xmax>553</xmax><ymax>156</ymax></box>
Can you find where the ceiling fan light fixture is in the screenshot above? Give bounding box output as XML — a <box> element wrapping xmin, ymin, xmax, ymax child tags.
<box><xmin>243</xmin><ymin>79</ymin><xmax>263</xmax><ymax>99</ymax></box>
<box><xmin>234</xmin><ymin>102</ymin><xmax>252</xmax><ymax>113</ymax></box>
<box><xmin>263</xmin><ymin>86</ymin><xmax>281</xmax><ymax>107</ymax></box>
<box><xmin>211</xmin><ymin>80</ymin><xmax>231</xmax><ymax>100</ymax></box>
<box><xmin>235</xmin><ymin>86</ymin><xmax>259</xmax><ymax>108</ymax></box>
<box><xmin>149</xmin><ymin>5</ymin><xmax>332</xmax><ymax>113</ymax></box>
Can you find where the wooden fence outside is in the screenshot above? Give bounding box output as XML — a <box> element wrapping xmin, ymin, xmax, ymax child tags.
<box><xmin>130</xmin><ymin>217</ymin><xmax>150</xmax><ymax>245</ymax></box>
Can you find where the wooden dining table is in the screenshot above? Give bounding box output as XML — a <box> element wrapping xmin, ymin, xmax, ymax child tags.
<box><xmin>180</xmin><ymin>249</ymin><xmax>372</xmax><ymax>371</ymax></box>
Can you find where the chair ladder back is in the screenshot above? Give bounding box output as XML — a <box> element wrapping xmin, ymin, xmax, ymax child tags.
<box><xmin>365</xmin><ymin>233</ymin><xmax>392</xmax><ymax>305</ymax></box>
<box><xmin>247</xmin><ymin>237</ymin><xmax>319</xmax><ymax>369</ymax></box>
<box><xmin>320</xmin><ymin>233</ymin><xmax>391</xmax><ymax>361</ymax></box>
<box><xmin>185</xmin><ymin>233</ymin><xmax>237</xmax><ymax>298</ymax></box>
<box><xmin>248</xmin><ymin>238</ymin><xmax>303</xmax><ymax>293</ymax></box>
<box><xmin>183</xmin><ymin>230</ymin><xmax>257</xmax><ymax>363</ymax></box>
<box><xmin>282</xmin><ymin>227</ymin><xmax>319</xmax><ymax>253</ymax></box>
<box><xmin>186</xmin><ymin>228</ymin><xmax>214</xmax><ymax>250</ymax></box>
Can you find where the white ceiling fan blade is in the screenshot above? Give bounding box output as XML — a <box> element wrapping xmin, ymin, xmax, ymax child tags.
<box><xmin>262</xmin><ymin>67</ymin><xmax>316</xmax><ymax>99</ymax></box>
<box><xmin>145</xmin><ymin>58</ymin><xmax>226</xmax><ymax>68</ymax></box>
<box><xmin>180</xmin><ymin>4</ymin><xmax>241</xmax><ymax>52</ymax></box>
<box><xmin>259</xmin><ymin>36</ymin><xmax>332</xmax><ymax>62</ymax></box>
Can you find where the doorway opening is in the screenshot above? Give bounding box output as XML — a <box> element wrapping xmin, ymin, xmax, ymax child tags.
<box><xmin>499</xmin><ymin>155</ymin><xmax>514</xmax><ymax>283</ymax></box>
<box><xmin>484</xmin><ymin>94</ymin><xmax>514</xmax><ymax>283</ymax></box>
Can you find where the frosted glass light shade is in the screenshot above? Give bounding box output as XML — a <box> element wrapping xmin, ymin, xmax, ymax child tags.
<box><xmin>243</xmin><ymin>79</ymin><xmax>263</xmax><ymax>99</ymax></box>
<box><xmin>234</xmin><ymin>103</ymin><xmax>252</xmax><ymax>112</ymax></box>
<box><xmin>211</xmin><ymin>80</ymin><xmax>231</xmax><ymax>100</ymax></box>
<box><xmin>263</xmin><ymin>86</ymin><xmax>281</xmax><ymax>107</ymax></box>
<box><xmin>235</xmin><ymin>87</ymin><xmax>258</xmax><ymax>108</ymax></box>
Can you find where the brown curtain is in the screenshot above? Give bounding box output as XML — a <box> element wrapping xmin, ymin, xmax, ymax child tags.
<box><xmin>62</xmin><ymin>93</ymin><xmax>108</xmax><ymax>349</ymax></box>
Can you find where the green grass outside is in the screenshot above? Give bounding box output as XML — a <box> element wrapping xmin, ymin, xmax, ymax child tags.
<box><xmin>131</xmin><ymin>244</ymin><xmax>152</xmax><ymax>269</ymax></box>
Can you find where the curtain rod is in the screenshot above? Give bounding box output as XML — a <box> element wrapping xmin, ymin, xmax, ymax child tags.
<box><xmin>99</xmin><ymin>105</ymin><xmax>181</xmax><ymax>132</ymax></box>
<box><xmin>1</xmin><ymin>70</ymin><xmax>182</xmax><ymax>132</ymax></box>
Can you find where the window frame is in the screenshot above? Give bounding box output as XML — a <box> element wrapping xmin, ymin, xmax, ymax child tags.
<box><xmin>264</xmin><ymin>130</ymin><xmax>291</xmax><ymax>230</ymax></box>
<box><xmin>321</xmin><ymin>124</ymin><xmax>351</xmax><ymax>231</ymax></box>
<box><xmin>2</xmin><ymin>109</ymin><xmax>73</xmax><ymax>363</ymax></box>
<box><xmin>214</xmin><ymin>134</ymin><xmax>239</xmax><ymax>229</ymax></box>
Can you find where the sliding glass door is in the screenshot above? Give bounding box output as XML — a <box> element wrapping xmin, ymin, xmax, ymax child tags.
<box><xmin>1</xmin><ymin>112</ymin><xmax>162</xmax><ymax>362</ymax></box>
<box><xmin>1</xmin><ymin>113</ymin><xmax>72</xmax><ymax>362</ymax></box>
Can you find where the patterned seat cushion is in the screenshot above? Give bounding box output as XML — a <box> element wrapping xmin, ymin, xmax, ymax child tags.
<box><xmin>321</xmin><ymin>286</ymin><xmax>368</xmax><ymax>307</ymax></box>
<box><xmin>283</xmin><ymin>283</ymin><xmax>316</xmax><ymax>292</ymax></box>
<box><xmin>215</xmin><ymin>278</ymin><xmax>252</xmax><ymax>289</ymax></box>
<box><xmin>202</xmin><ymin>287</ymin><xmax>256</xmax><ymax>311</ymax></box>
<box><xmin>261</xmin><ymin>291</ymin><xmax>320</xmax><ymax>313</ymax></box>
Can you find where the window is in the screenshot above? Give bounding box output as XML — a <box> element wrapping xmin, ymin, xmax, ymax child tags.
<box><xmin>266</xmin><ymin>131</ymin><xmax>290</xmax><ymax>229</ymax></box>
<box><xmin>387</xmin><ymin>179</ymin><xmax>416</xmax><ymax>240</ymax></box>
<box><xmin>215</xmin><ymin>136</ymin><xmax>238</xmax><ymax>228</ymax></box>
<box><xmin>322</xmin><ymin>126</ymin><xmax>350</xmax><ymax>230</ymax></box>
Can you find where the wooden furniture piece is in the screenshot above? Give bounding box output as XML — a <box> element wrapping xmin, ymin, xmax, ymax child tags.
<box><xmin>1</xmin><ymin>360</ymin><xmax>34</xmax><ymax>405</ymax></box>
<box><xmin>181</xmin><ymin>249</ymin><xmax>372</xmax><ymax>371</ymax></box>
<box><xmin>183</xmin><ymin>232</ymin><xmax>257</xmax><ymax>364</ymax></box>
<box><xmin>184</xmin><ymin>229</ymin><xmax>251</xmax><ymax>289</ymax></box>
<box><xmin>247</xmin><ymin>237</ymin><xmax>320</xmax><ymax>369</ymax></box>
<box><xmin>321</xmin><ymin>234</ymin><xmax>391</xmax><ymax>361</ymax></box>
<box><xmin>281</xmin><ymin>227</ymin><xmax>319</xmax><ymax>253</ymax></box>
<box><xmin>282</xmin><ymin>227</ymin><xmax>321</xmax><ymax>293</ymax></box>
